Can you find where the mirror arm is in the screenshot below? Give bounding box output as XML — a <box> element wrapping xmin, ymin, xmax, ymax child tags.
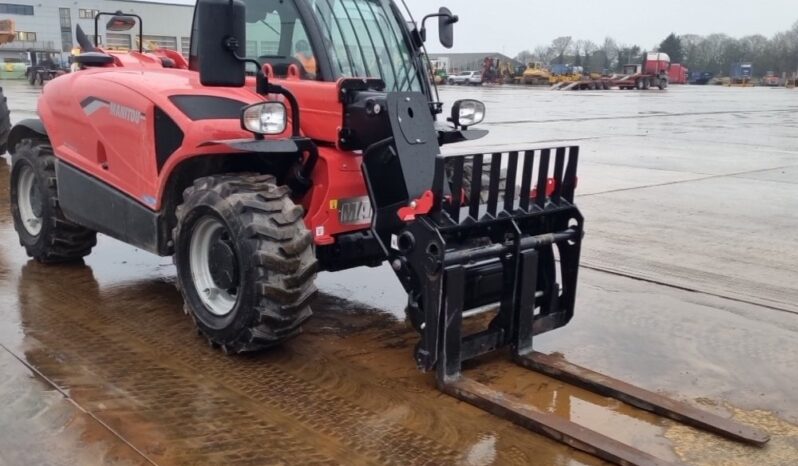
<box><xmin>265</xmin><ymin>82</ymin><xmax>301</xmax><ymax>138</ymax></box>
<box><xmin>229</xmin><ymin>44</ymin><xmax>302</xmax><ymax>139</ymax></box>
<box><xmin>218</xmin><ymin>18</ymin><xmax>302</xmax><ymax>139</ymax></box>
<box><xmin>419</xmin><ymin>12</ymin><xmax>459</xmax><ymax>42</ymax></box>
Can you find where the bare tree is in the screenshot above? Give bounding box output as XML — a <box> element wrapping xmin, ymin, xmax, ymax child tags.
<box><xmin>600</xmin><ymin>37</ymin><xmax>619</xmax><ymax>71</ymax></box>
<box><xmin>580</xmin><ymin>40</ymin><xmax>599</xmax><ymax>56</ymax></box>
<box><xmin>551</xmin><ymin>36</ymin><xmax>572</xmax><ymax>64</ymax></box>
<box><xmin>515</xmin><ymin>50</ymin><xmax>534</xmax><ymax>64</ymax></box>
<box><xmin>534</xmin><ymin>45</ymin><xmax>555</xmax><ymax>64</ymax></box>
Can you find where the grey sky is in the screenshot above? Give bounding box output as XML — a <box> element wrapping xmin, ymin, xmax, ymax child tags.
<box><xmin>400</xmin><ymin>0</ymin><xmax>797</xmax><ymax>56</ymax></box>
<box><xmin>168</xmin><ymin>0</ymin><xmax>795</xmax><ymax>56</ymax></box>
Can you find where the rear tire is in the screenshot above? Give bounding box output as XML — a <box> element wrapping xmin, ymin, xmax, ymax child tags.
<box><xmin>173</xmin><ymin>174</ymin><xmax>317</xmax><ymax>353</ymax></box>
<box><xmin>9</xmin><ymin>139</ymin><xmax>97</xmax><ymax>263</ymax></box>
<box><xmin>454</xmin><ymin>155</ymin><xmax>523</xmax><ymax>204</ymax></box>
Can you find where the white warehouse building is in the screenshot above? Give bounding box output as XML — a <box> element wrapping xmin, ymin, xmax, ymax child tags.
<box><xmin>0</xmin><ymin>0</ymin><xmax>194</xmax><ymax>64</ymax></box>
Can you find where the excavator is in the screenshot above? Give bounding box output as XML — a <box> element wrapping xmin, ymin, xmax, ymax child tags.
<box><xmin>6</xmin><ymin>2</ymin><xmax>768</xmax><ymax>464</ymax></box>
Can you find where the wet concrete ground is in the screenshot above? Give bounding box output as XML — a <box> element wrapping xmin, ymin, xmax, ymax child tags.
<box><xmin>1</xmin><ymin>80</ymin><xmax>797</xmax><ymax>465</ymax></box>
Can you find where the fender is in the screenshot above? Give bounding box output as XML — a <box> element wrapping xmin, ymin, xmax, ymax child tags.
<box><xmin>8</xmin><ymin>119</ymin><xmax>48</xmax><ymax>153</ymax></box>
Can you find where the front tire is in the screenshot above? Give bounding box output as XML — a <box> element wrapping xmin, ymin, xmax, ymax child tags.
<box><xmin>10</xmin><ymin>139</ymin><xmax>97</xmax><ymax>263</ymax></box>
<box><xmin>173</xmin><ymin>174</ymin><xmax>317</xmax><ymax>353</ymax></box>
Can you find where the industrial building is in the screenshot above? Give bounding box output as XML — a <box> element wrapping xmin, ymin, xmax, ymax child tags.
<box><xmin>0</xmin><ymin>0</ymin><xmax>193</xmax><ymax>65</ymax></box>
<box><xmin>428</xmin><ymin>52</ymin><xmax>522</xmax><ymax>74</ymax></box>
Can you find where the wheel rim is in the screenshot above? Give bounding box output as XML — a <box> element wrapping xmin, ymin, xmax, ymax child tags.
<box><xmin>17</xmin><ymin>165</ymin><xmax>42</xmax><ymax>236</ymax></box>
<box><xmin>189</xmin><ymin>216</ymin><xmax>239</xmax><ymax>316</ymax></box>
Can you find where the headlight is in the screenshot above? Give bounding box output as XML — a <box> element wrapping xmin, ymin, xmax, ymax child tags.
<box><xmin>451</xmin><ymin>99</ymin><xmax>485</xmax><ymax>128</ymax></box>
<box><xmin>241</xmin><ymin>102</ymin><xmax>287</xmax><ymax>135</ymax></box>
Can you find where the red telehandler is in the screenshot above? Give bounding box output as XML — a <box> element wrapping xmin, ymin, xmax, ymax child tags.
<box><xmin>6</xmin><ymin>2</ymin><xmax>767</xmax><ymax>463</ymax></box>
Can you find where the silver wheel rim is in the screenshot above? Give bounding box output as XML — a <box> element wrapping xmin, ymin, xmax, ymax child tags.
<box><xmin>189</xmin><ymin>216</ymin><xmax>237</xmax><ymax>316</ymax></box>
<box><xmin>17</xmin><ymin>165</ymin><xmax>42</xmax><ymax>236</ymax></box>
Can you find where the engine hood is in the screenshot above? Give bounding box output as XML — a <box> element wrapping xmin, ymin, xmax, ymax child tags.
<box><xmin>81</xmin><ymin>68</ymin><xmax>265</xmax><ymax>104</ymax></box>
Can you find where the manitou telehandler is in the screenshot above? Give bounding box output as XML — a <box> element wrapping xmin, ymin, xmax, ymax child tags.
<box><xmin>6</xmin><ymin>2</ymin><xmax>768</xmax><ymax>464</ymax></box>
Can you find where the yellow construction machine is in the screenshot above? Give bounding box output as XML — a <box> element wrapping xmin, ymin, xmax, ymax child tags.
<box><xmin>548</xmin><ymin>64</ymin><xmax>584</xmax><ymax>85</ymax></box>
<box><xmin>521</xmin><ymin>62</ymin><xmax>551</xmax><ymax>85</ymax></box>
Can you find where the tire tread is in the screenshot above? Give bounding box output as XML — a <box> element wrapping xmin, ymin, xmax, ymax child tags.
<box><xmin>10</xmin><ymin>139</ymin><xmax>96</xmax><ymax>263</ymax></box>
<box><xmin>173</xmin><ymin>173</ymin><xmax>317</xmax><ymax>353</ymax></box>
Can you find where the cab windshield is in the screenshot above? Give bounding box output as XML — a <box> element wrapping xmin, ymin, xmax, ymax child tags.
<box><xmin>308</xmin><ymin>0</ymin><xmax>422</xmax><ymax>91</ymax></box>
<box><xmin>243</xmin><ymin>0</ymin><xmax>423</xmax><ymax>92</ymax></box>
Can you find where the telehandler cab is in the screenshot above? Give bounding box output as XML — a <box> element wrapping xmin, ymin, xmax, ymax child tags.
<box><xmin>7</xmin><ymin>1</ymin><xmax>768</xmax><ymax>463</ymax></box>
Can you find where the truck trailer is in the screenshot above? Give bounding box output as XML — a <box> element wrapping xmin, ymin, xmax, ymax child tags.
<box><xmin>730</xmin><ymin>62</ymin><xmax>753</xmax><ymax>85</ymax></box>
<box><xmin>668</xmin><ymin>63</ymin><xmax>688</xmax><ymax>84</ymax></box>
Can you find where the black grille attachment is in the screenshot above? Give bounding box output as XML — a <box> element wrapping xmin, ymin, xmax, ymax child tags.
<box><xmin>435</xmin><ymin>146</ymin><xmax>579</xmax><ymax>225</ymax></box>
<box><xmin>391</xmin><ymin>145</ymin><xmax>583</xmax><ymax>375</ymax></box>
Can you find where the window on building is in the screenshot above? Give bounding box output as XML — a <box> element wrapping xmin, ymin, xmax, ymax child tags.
<box><xmin>260</xmin><ymin>41</ymin><xmax>278</xmax><ymax>56</ymax></box>
<box><xmin>142</xmin><ymin>35</ymin><xmax>177</xmax><ymax>51</ymax></box>
<box><xmin>245</xmin><ymin>41</ymin><xmax>257</xmax><ymax>57</ymax></box>
<box><xmin>180</xmin><ymin>37</ymin><xmax>190</xmax><ymax>58</ymax></box>
<box><xmin>0</xmin><ymin>3</ymin><xmax>34</xmax><ymax>15</ymax></box>
<box><xmin>61</xmin><ymin>31</ymin><xmax>73</xmax><ymax>52</ymax></box>
<box><xmin>78</xmin><ymin>9</ymin><xmax>99</xmax><ymax>19</ymax></box>
<box><xmin>15</xmin><ymin>31</ymin><xmax>36</xmax><ymax>41</ymax></box>
<box><xmin>59</xmin><ymin>8</ymin><xmax>71</xmax><ymax>28</ymax></box>
<box><xmin>106</xmin><ymin>33</ymin><xmax>132</xmax><ymax>51</ymax></box>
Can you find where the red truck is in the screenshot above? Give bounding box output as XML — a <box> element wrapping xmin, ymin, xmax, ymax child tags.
<box><xmin>614</xmin><ymin>52</ymin><xmax>671</xmax><ymax>90</ymax></box>
<box><xmin>668</xmin><ymin>63</ymin><xmax>689</xmax><ymax>84</ymax></box>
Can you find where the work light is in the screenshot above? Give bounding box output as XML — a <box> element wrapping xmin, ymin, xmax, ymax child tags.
<box><xmin>241</xmin><ymin>102</ymin><xmax>287</xmax><ymax>135</ymax></box>
<box><xmin>451</xmin><ymin>99</ymin><xmax>485</xmax><ymax>128</ymax></box>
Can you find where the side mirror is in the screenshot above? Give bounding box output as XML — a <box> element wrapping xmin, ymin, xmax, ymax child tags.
<box><xmin>93</xmin><ymin>11</ymin><xmax>142</xmax><ymax>51</ymax></box>
<box><xmin>450</xmin><ymin>99</ymin><xmax>485</xmax><ymax>129</ymax></box>
<box><xmin>105</xmin><ymin>12</ymin><xmax>136</xmax><ymax>32</ymax></box>
<box><xmin>438</xmin><ymin>7</ymin><xmax>457</xmax><ymax>49</ymax></box>
<box><xmin>195</xmin><ymin>0</ymin><xmax>246</xmax><ymax>87</ymax></box>
<box><xmin>420</xmin><ymin>8</ymin><xmax>458</xmax><ymax>49</ymax></box>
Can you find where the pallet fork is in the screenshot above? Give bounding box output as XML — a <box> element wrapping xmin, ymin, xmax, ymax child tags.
<box><xmin>363</xmin><ymin>93</ymin><xmax>769</xmax><ymax>466</ymax></box>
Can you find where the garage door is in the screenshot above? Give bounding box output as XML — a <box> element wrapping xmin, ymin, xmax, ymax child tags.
<box><xmin>181</xmin><ymin>37</ymin><xmax>190</xmax><ymax>57</ymax></box>
<box><xmin>106</xmin><ymin>33</ymin><xmax>131</xmax><ymax>51</ymax></box>
<box><xmin>142</xmin><ymin>35</ymin><xmax>177</xmax><ymax>51</ymax></box>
